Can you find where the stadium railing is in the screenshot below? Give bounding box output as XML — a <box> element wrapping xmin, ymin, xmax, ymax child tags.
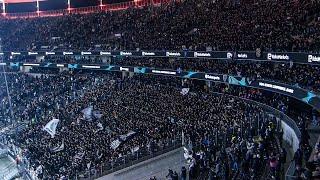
<box><xmin>212</xmin><ymin>92</ymin><xmax>301</xmax><ymax>179</ymax></box>
<box><xmin>74</xmin><ymin>138</ymin><xmax>182</xmax><ymax>179</ymax></box>
<box><xmin>1</xmin><ymin>0</ymin><xmax>173</xmax><ymax>19</ymax></box>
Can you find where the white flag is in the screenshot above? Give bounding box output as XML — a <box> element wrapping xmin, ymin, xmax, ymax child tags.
<box><xmin>119</xmin><ymin>130</ymin><xmax>136</xmax><ymax>141</ymax></box>
<box><xmin>180</xmin><ymin>88</ymin><xmax>190</xmax><ymax>95</ymax></box>
<box><xmin>43</xmin><ymin>119</ymin><xmax>59</xmax><ymax>138</ymax></box>
<box><xmin>74</xmin><ymin>151</ymin><xmax>85</xmax><ymax>160</ymax></box>
<box><xmin>36</xmin><ymin>165</ymin><xmax>43</xmax><ymax>174</ymax></box>
<box><xmin>97</xmin><ymin>122</ymin><xmax>103</xmax><ymax>131</ymax></box>
<box><xmin>131</xmin><ymin>146</ymin><xmax>140</xmax><ymax>153</ymax></box>
<box><xmin>87</xmin><ymin>161</ymin><xmax>91</xmax><ymax>169</ymax></box>
<box><xmin>81</xmin><ymin>106</ymin><xmax>93</xmax><ymax>120</ymax></box>
<box><xmin>51</xmin><ymin>141</ymin><xmax>64</xmax><ymax>152</ymax></box>
<box><xmin>110</xmin><ymin>139</ymin><xmax>121</xmax><ymax>150</ymax></box>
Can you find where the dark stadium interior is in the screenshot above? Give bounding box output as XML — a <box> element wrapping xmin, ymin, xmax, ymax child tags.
<box><xmin>0</xmin><ymin>0</ymin><xmax>320</xmax><ymax>179</ymax></box>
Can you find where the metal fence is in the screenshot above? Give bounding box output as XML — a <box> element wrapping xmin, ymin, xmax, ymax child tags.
<box><xmin>211</xmin><ymin>92</ymin><xmax>301</xmax><ymax>179</ymax></box>
<box><xmin>73</xmin><ymin>138</ymin><xmax>182</xmax><ymax>180</ymax></box>
<box><xmin>241</xmin><ymin>99</ymin><xmax>300</xmax><ymax>179</ymax></box>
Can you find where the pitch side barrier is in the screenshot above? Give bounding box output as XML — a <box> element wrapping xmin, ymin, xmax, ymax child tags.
<box><xmin>4</xmin><ymin>62</ymin><xmax>320</xmax><ymax>111</ymax></box>
<box><xmin>215</xmin><ymin>93</ymin><xmax>300</xmax><ymax>152</ymax></box>
<box><xmin>1</xmin><ymin>50</ymin><xmax>320</xmax><ymax>64</ymax></box>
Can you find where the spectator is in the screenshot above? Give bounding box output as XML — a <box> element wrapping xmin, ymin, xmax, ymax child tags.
<box><xmin>0</xmin><ymin>0</ymin><xmax>320</xmax><ymax>52</ymax></box>
<box><xmin>294</xmin><ymin>146</ymin><xmax>304</xmax><ymax>168</ymax></box>
<box><xmin>181</xmin><ymin>166</ymin><xmax>186</xmax><ymax>180</ymax></box>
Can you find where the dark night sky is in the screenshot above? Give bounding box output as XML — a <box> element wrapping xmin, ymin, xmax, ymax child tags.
<box><xmin>1</xmin><ymin>0</ymin><xmax>132</xmax><ymax>13</ymax></box>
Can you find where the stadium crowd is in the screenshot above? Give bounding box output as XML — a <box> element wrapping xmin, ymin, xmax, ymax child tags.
<box><xmin>0</xmin><ymin>70</ymin><xmax>311</xmax><ymax>179</ymax></box>
<box><xmin>0</xmin><ymin>0</ymin><xmax>319</xmax><ymax>52</ymax></box>
<box><xmin>0</xmin><ymin>0</ymin><xmax>318</xmax><ymax>179</ymax></box>
<box><xmin>0</xmin><ymin>71</ymin><xmax>96</xmax><ymax>128</ymax></box>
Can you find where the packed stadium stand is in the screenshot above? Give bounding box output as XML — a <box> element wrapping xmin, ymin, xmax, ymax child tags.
<box><xmin>0</xmin><ymin>0</ymin><xmax>320</xmax><ymax>52</ymax></box>
<box><xmin>0</xmin><ymin>0</ymin><xmax>320</xmax><ymax>179</ymax></box>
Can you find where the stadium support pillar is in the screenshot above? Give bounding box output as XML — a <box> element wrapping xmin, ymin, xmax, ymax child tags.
<box><xmin>68</xmin><ymin>0</ymin><xmax>71</xmax><ymax>13</ymax></box>
<box><xmin>2</xmin><ymin>1</ymin><xmax>5</xmax><ymax>16</ymax></box>
<box><xmin>36</xmin><ymin>0</ymin><xmax>40</xmax><ymax>16</ymax></box>
<box><xmin>99</xmin><ymin>0</ymin><xmax>103</xmax><ymax>10</ymax></box>
<box><xmin>134</xmin><ymin>0</ymin><xmax>141</xmax><ymax>6</ymax></box>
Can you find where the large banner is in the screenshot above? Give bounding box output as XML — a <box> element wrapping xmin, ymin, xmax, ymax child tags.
<box><xmin>227</xmin><ymin>76</ymin><xmax>320</xmax><ymax>110</ymax></box>
<box><xmin>2</xmin><ymin>50</ymin><xmax>320</xmax><ymax>64</ymax></box>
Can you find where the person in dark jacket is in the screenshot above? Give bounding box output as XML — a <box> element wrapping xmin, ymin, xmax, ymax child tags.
<box><xmin>172</xmin><ymin>171</ymin><xmax>178</xmax><ymax>180</ymax></box>
<box><xmin>181</xmin><ymin>166</ymin><xmax>187</xmax><ymax>180</ymax></box>
<box><xmin>166</xmin><ymin>169</ymin><xmax>173</xmax><ymax>179</ymax></box>
<box><xmin>294</xmin><ymin>147</ymin><xmax>303</xmax><ymax>167</ymax></box>
<box><xmin>280</xmin><ymin>148</ymin><xmax>287</xmax><ymax>164</ymax></box>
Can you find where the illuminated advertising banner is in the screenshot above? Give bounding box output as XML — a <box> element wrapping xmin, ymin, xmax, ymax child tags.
<box><xmin>307</xmin><ymin>54</ymin><xmax>320</xmax><ymax>64</ymax></box>
<box><xmin>1</xmin><ymin>50</ymin><xmax>320</xmax><ymax>64</ymax></box>
<box><xmin>227</xmin><ymin>76</ymin><xmax>320</xmax><ymax>110</ymax></box>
